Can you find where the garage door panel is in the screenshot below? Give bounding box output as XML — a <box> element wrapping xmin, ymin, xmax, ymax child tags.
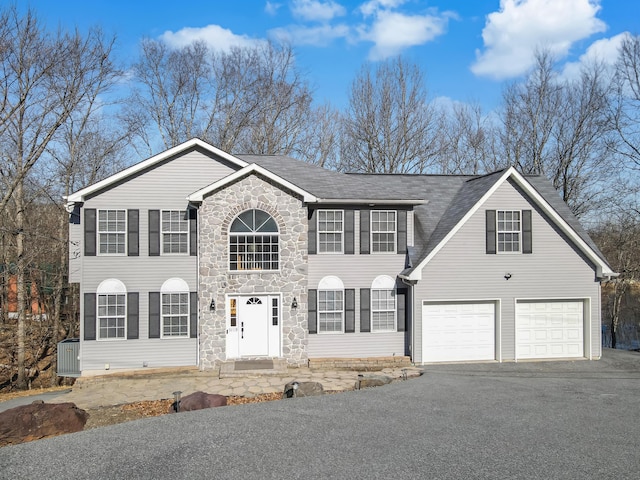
<box><xmin>422</xmin><ymin>302</ymin><xmax>496</xmax><ymax>363</ymax></box>
<box><xmin>516</xmin><ymin>301</ymin><xmax>584</xmax><ymax>360</ymax></box>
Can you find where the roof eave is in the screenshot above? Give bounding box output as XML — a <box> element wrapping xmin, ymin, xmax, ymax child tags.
<box><xmin>311</xmin><ymin>199</ymin><xmax>427</xmax><ymax>205</ymax></box>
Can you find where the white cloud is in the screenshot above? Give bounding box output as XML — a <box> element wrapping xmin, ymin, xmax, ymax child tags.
<box><xmin>291</xmin><ymin>0</ymin><xmax>346</xmax><ymax>22</ymax></box>
<box><xmin>361</xmin><ymin>10</ymin><xmax>451</xmax><ymax>60</ymax></box>
<box><xmin>160</xmin><ymin>25</ymin><xmax>261</xmax><ymax>51</ymax></box>
<box><xmin>471</xmin><ymin>0</ymin><xmax>607</xmax><ymax>79</ymax></box>
<box><xmin>560</xmin><ymin>32</ymin><xmax>628</xmax><ymax>80</ymax></box>
<box><xmin>360</xmin><ymin>0</ymin><xmax>406</xmax><ymax>17</ymax></box>
<box><xmin>265</xmin><ymin>1</ymin><xmax>282</xmax><ymax>16</ymax></box>
<box><xmin>269</xmin><ymin>23</ymin><xmax>350</xmax><ymax>46</ymax></box>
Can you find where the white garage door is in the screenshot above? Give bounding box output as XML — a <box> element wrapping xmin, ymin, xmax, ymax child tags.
<box><xmin>422</xmin><ymin>302</ymin><xmax>495</xmax><ymax>363</ymax></box>
<box><xmin>516</xmin><ymin>300</ymin><xmax>584</xmax><ymax>359</ymax></box>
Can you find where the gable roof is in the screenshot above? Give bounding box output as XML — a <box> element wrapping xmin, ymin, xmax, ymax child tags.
<box><xmin>65</xmin><ymin>138</ymin><xmax>248</xmax><ymax>204</ymax></box>
<box><xmin>399</xmin><ymin>167</ymin><xmax>615</xmax><ymax>281</ymax></box>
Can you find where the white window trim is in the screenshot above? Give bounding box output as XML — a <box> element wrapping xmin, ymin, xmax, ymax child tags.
<box><xmin>97</xmin><ymin>209</ymin><xmax>126</xmax><ymax>256</ymax></box>
<box><xmin>161</xmin><ymin>210</ymin><xmax>189</xmax><ymax>256</ymax></box>
<box><xmin>96</xmin><ymin>279</ymin><xmax>127</xmax><ymax>341</ymax></box>
<box><xmin>160</xmin><ymin>292</ymin><xmax>190</xmax><ymax>339</ymax></box>
<box><xmin>228</xmin><ymin>209</ymin><xmax>280</xmax><ymax>272</ymax></box>
<box><xmin>317</xmin><ymin>209</ymin><xmax>344</xmax><ymax>254</ymax></box>
<box><xmin>371</xmin><ymin>210</ymin><xmax>397</xmax><ymax>254</ymax></box>
<box><xmin>371</xmin><ymin>275</ymin><xmax>397</xmax><ymax>333</ymax></box>
<box><xmin>318</xmin><ymin>276</ymin><xmax>345</xmax><ymax>334</ymax></box>
<box><xmin>497</xmin><ymin>210</ymin><xmax>522</xmax><ymax>254</ymax></box>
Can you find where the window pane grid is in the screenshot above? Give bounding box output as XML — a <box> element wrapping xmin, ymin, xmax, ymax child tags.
<box><xmin>162</xmin><ymin>210</ymin><xmax>188</xmax><ymax>254</ymax></box>
<box><xmin>372</xmin><ymin>289</ymin><xmax>395</xmax><ymax>331</ymax></box>
<box><xmin>497</xmin><ymin>210</ymin><xmax>521</xmax><ymax>252</ymax></box>
<box><xmin>318</xmin><ymin>290</ymin><xmax>344</xmax><ymax>333</ymax></box>
<box><xmin>230</xmin><ymin>234</ymin><xmax>279</xmax><ymax>270</ymax></box>
<box><xmin>318</xmin><ymin>210</ymin><xmax>343</xmax><ymax>253</ymax></box>
<box><xmin>162</xmin><ymin>292</ymin><xmax>188</xmax><ymax>337</ymax></box>
<box><xmin>372</xmin><ymin>211</ymin><xmax>396</xmax><ymax>253</ymax></box>
<box><xmin>98</xmin><ymin>210</ymin><xmax>126</xmax><ymax>254</ymax></box>
<box><xmin>98</xmin><ymin>294</ymin><xmax>125</xmax><ymax>339</ymax></box>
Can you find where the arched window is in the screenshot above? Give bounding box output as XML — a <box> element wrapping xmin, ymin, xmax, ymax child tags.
<box><xmin>318</xmin><ymin>276</ymin><xmax>344</xmax><ymax>333</ymax></box>
<box><xmin>161</xmin><ymin>278</ymin><xmax>189</xmax><ymax>338</ymax></box>
<box><xmin>229</xmin><ymin>209</ymin><xmax>279</xmax><ymax>271</ymax></box>
<box><xmin>371</xmin><ymin>275</ymin><xmax>396</xmax><ymax>332</ymax></box>
<box><xmin>96</xmin><ymin>279</ymin><xmax>127</xmax><ymax>339</ymax></box>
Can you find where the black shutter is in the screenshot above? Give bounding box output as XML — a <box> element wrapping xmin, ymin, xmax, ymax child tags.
<box><xmin>84</xmin><ymin>209</ymin><xmax>96</xmax><ymax>256</ymax></box>
<box><xmin>127</xmin><ymin>210</ymin><xmax>139</xmax><ymax>256</ymax></box>
<box><xmin>189</xmin><ymin>209</ymin><xmax>197</xmax><ymax>256</ymax></box>
<box><xmin>308</xmin><ymin>210</ymin><xmax>317</xmax><ymax>255</ymax></box>
<box><xmin>190</xmin><ymin>292</ymin><xmax>198</xmax><ymax>338</ymax></box>
<box><xmin>522</xmin><ymin>210</ymin><xmax>532</xmax><ymax>254</ymax></box>
<box><xmin>360</xmin><ymin>288</ymin><xmax>371</xmax><ymax>332</ymax></box>
<box><xmin>308</xmin><ymin>289</ymin><xmax>317</xmax><ymax>334</ymax></box>
<box><xmin>149</xmin><ymin>210</ymin><xmax>160</xmax><ymax>256</ymax></box>
<box><xmin>396</xmin><ymin>288</ymin><xmax>407</xmax><ymax>332</ymax></box>
<box><xmin>345</xmin><ymin>289</ymin><xmax>355</xmax><ymax>333</ymax></box>
<box><xmin>360</xmin><ymin>209</ymin><xmax>370</xmax><ymax>254</ymax></box>
<box><xmin>127</xmin><ymin>292</ymin><xmax>139</xmax><ymax>339</ymax></box>
<box><xmin>84</xmin><ymin>293</ymin><xmax>96</xmax><ymax>340</ymax></box>
<box><xmin>149</xmin><ymin>292</ymin><xmax>160</xmax><ymax>338</ymax></box>
<box><xmin>344</xmin><ymin>210</ymin><xmax>355</xmax><ymax>254</ymax></box>
<box><xmin>486</xmin><ymin>210</ymin><xmax>496</xmax><ymax>254</ymax></box>
<box><xmin>397</xmin><ymin>210</ymin><xmax>407</xmax><ymax>254</ymax></box>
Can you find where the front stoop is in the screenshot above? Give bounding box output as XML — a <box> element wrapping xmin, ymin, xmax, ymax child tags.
<box><xmin>309</xmin><ymin>356</ymin><xmax>412</xmax><ymax>371</ymax></box>
<box><xmin>219</xmin><ymin>358</ymin><xmax>289</xmax><ymax>377</ymax></box>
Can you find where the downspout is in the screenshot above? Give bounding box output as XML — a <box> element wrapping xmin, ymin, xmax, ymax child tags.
<box><xmin>401</xmin><ymin>277</ymin><xmax>417</xmax><ymax>364</ymax></box>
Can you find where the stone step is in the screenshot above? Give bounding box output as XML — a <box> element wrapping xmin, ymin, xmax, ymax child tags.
<box><xmin>309</xmin><ymin>356</ymin><xmax>412</xmax><ymax>371</ymax></box>
<box><xmin>219</xmin><ymin>358</ymin><xmax>289</xmax><ymax>378</ymax></box>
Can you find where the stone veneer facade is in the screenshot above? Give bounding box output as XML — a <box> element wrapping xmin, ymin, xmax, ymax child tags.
<box><xmin>198</xmin><ymin>173</ymin><xmax>309</xmax><ymax>368</ymax></box>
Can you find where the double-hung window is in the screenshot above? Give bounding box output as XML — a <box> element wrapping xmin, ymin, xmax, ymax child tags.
<box><xmin>497</xmin><ymin>210</ymin><xmax>521</xmax><ymax>253</ymax></box>
<box><xmin>98</xmin><ymin>209</ymin><xmax>126</xmax><ymax>254</ymax></box>
<box><xmin>371</xmin><ymin>210</ymin><xmax>396</xmax><ymax>253</ymax></box>
<box><xmin>318</xmin><ymin>290</ymin><xmax>344</xmax><ymax>333</ymax></box>
<box><xmin>162</xmin><ymin>210</ymin><xmax>188</xmax><ymax>254</ymax></box>
<box><xmin>372</xmin><ymin>289</ymin><xmax>396</xmax><ymax>332</ymax></box>
<box><xmin>98</xmin><ymin>294</ymin><xmax>126</xmax><ymax>339</ymax></box>
<box><xmin>162</xmin><ymin>292</ymin><xmax>189</xmax><ymax>337</ymax></box>
<box><xmin>318</xmin><ymin>210</ymin><xmax>343</xmax><ymax>253</ymax></box>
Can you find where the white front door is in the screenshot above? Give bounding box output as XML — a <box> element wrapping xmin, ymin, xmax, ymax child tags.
<box><xmin>238</xmin><ymin>296</ymin><xmax>269</xmax><ymax>356</ymax></box>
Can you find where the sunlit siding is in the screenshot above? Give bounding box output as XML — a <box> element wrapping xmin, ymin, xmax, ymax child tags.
<box><xmin>413</xmin><ymin>179</ymin><xmax>600</xmax><ymax>363</ymax></box>
<box><xmin>69</xmin><ymin>222</ymin><xmax>82</xmax><ymax>283</ymax></box>
<box><xmin>308</xmin><ymin>212</ymin><xmax>408</xmax><ymax>357</ymax></box>
<box><xmin>78</xmin><ymin>148</ymin><xmax>238</xmax><ymax>372</ymax></box>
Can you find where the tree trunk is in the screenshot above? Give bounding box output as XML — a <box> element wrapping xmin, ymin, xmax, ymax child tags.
<box><xmin>15</xmin><ymin>180</ymin><xmax>27</xmax><ymax>389</ymax></box>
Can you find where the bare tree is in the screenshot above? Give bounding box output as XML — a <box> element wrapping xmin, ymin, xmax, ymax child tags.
<box><xmin>498</xmin><ymin>51</ymin><xmax>615</xmax><ymax>217</ymax></box>
<box><xmin>341</xmin><ymin>56</ymin><xmax>440</xmax><ymax>173</ymax></box>
<box><xmin>0</xmin><ymin>5</ymin><xmax>118</xmax><ymax>388</ymax></box>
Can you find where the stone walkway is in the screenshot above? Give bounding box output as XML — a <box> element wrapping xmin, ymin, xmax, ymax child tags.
<box><xmin>47</xmin><ymin>367</ymin><xmax>423</xmax><ymax>409</ymax></box>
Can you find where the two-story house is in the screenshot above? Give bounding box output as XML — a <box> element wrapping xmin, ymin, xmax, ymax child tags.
<box><xmin>65</xmin><ymin>138</ymin><xmax>614</xmax><ymax>375</ymax></box>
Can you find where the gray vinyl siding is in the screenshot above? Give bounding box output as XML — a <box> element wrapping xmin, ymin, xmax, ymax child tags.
<box><xmin>308</xmin><ymin>253</ymin><xmax>407</xmax><ymax>358</ymax></box>
<box><xmin>413</xmin><ymin>180</ymin><xmax>601</xmax><ymax>363</ymax></box>
<box><xmin>69</xmin><ymin>222</ymin><xmax>82</xmax><ymax>283</ymax></box>
<box><xmin>78</xmin><ymin>149</ymin><xmax>237</xmax><ymax>372</ymax></box>
<box><xmin>407</xmin><ymin>210</ymin><xmax>414</xmax><ymax>247</ymax></box>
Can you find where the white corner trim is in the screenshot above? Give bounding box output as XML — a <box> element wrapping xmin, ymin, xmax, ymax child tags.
<box><xmin>187</xmin><ymin>163</ymin><xmax>317</xmax><ymax>203</ymax></box>
<box><xmin>405</xmin><ymin>167</ymin><xmax>614</xmax><ymax>281</ymax></box>
<box><xmin>66</xmin><ymin>138</ymin><xmax>248</xmax><ymax>203</ymax></box>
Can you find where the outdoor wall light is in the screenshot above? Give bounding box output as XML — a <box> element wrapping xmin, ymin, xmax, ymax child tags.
<box><xmin>504</xmin><ymin>273</ymin><xmax>512</xmax><ymax>280</ymax></box>
<box><xmin>209</xmin><ymin>298</ymin><xmax>216</xmax><ymax>311</ymax></box>
<box><xmin>291</xmin><ymin>297</ymin><xmax>298</xmax><ymax>309</ymax></box>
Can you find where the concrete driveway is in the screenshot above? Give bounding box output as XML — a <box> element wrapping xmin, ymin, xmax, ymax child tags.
<box><xmin>1</xmin><ymin>348</ymin><xmax>639</xmax><ymax>479</ymax></box>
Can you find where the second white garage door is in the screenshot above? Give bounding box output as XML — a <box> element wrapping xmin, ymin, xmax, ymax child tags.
<box><xmin>422</xmin><ymin>301</ymin><xmax>496</xmax><ymax>363</ymax></box>
<box><xmin>516</xmin><ymin>300</ymin><xmax>584</xmax><ymax>360</ymax></box>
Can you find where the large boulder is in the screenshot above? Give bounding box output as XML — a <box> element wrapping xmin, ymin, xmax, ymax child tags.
<box><xmin>0</xmin><ymin>400</ymin><xmax>88</xmax><ymax>447</ymax></box>
<box><xmin>283</xmin><ymin>381</ymin><xmax>324</xmax><ymax>398</ymax></box>
<box><xmin>356</xmin><ymin>374</ymin><xmax>393</xmax><ymax>389</ymax></box>
<box><xmin>172</xmin><ymin>391</ymin><xmax>227</xmax><ymax>413</ymax></box>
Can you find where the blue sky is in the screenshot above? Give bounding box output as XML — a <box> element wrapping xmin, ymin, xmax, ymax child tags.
<box><xmin>16</xmin><ymin>0</ymin><xmax>640</xmax><ymax>112</ymax></box>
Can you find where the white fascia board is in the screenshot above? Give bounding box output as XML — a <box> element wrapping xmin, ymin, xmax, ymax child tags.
<box><xmin>66</xmin><ymin>138</ymin><xmax>248</xmax><ymax>203</ymax></box>
<box><xmin>187</xmin><ymin>164</ymin><xmax>317</xmax><ymax>203</ymax></box>
<box><xmin>406</xmin><ymin>167</ymin><xmax>614</xmax><ymax>281</ymax></box>
<box><xmin>313</xmin><ymin>199</ymin><xmax>428</xmax><ymax>205</ymax></box>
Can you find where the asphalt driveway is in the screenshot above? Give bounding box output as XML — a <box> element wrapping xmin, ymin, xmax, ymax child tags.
<box><xmin>2</xmin><ymin>348</ymin><xmax>639</xmax><ymax>479</ymax></box>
